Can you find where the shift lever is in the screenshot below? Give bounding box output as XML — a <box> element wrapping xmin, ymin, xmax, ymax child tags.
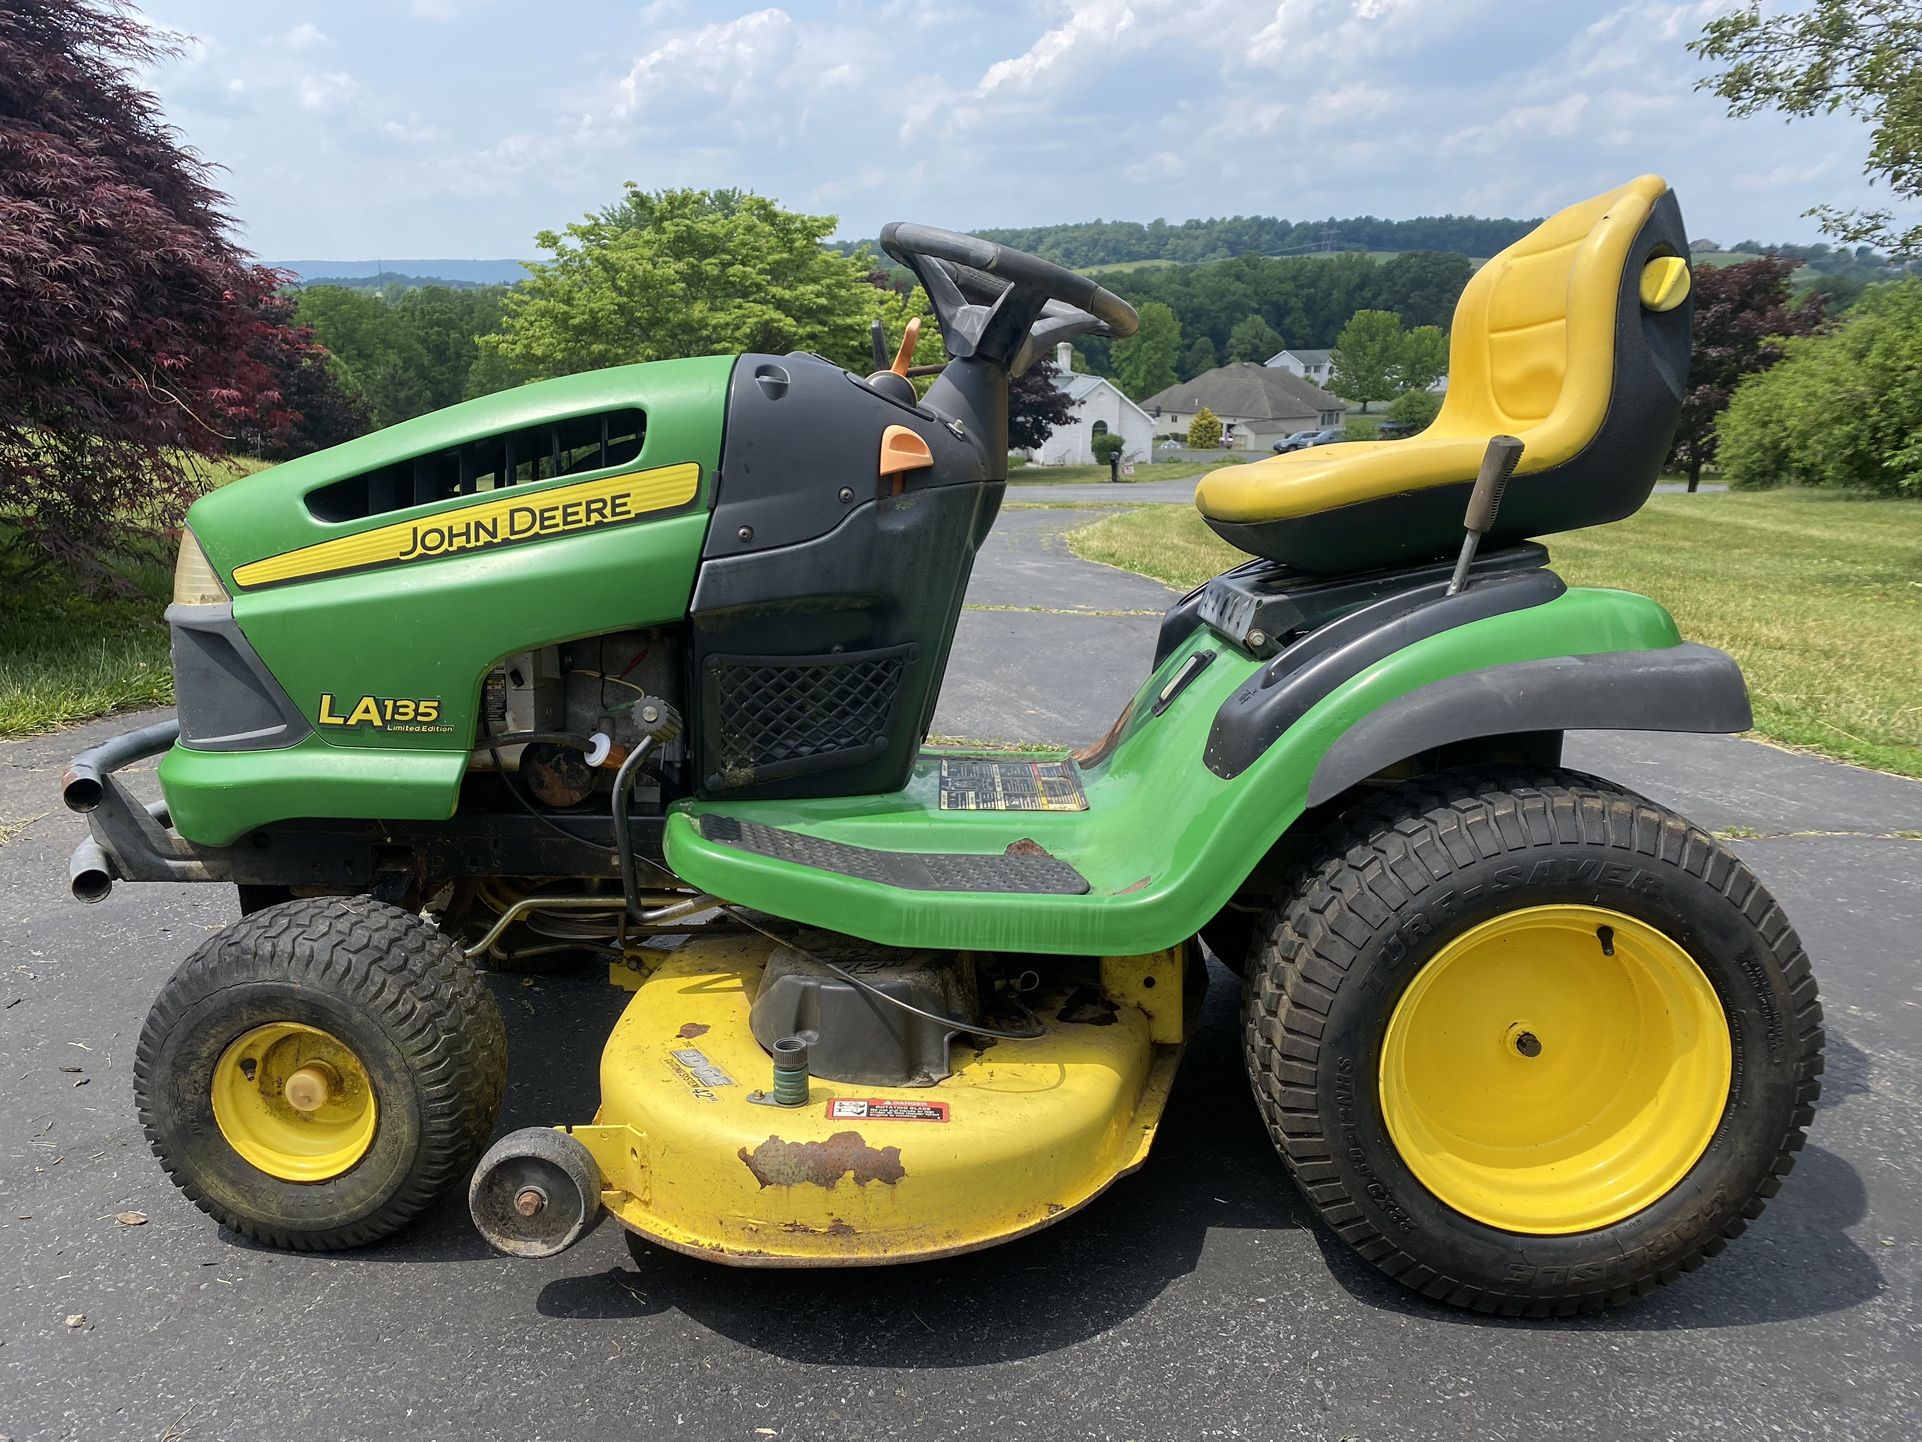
<box><xmin>1446</xmin><ymin>435</ymin><xmax>1525</xmax><ymax>595</ymax></box>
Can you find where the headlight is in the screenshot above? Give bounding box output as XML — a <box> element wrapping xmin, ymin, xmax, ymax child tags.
<box><xmin>172</xmin><ymin>530</ymin><xmax>230</xmax><ymax>605</ymax></box>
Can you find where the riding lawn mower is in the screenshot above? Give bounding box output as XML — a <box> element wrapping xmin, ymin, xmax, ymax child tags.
<box><xmin>64</xmin><ymin>174</ymin><xmax>1822</xmax><ymax>1316</ymax></box>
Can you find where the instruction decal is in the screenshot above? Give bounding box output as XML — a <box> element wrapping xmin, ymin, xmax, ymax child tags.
<box><xmin>937</xmin><ymin>757</ymin><xmax>1087</xmax><ymax>812</ymax></box>
<box><xmin>826</xmin><ymin>1098</ymin><xmax>950</xmax><ymax>1123</ymax></box>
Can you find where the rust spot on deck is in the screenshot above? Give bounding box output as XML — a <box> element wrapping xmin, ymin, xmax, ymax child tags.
<box><xmin>738</xmin><ymin>1131</ymin><xmax>905</xmax><ymax>1189</ymax></box>
<box><xmin>1117</xmin><ymin>875</ymin><xmax>1152</xmax><ymax>894</ymax></box>
<box><xmin>781</xmin><ymin>1217</ymin><xmax>860</xmax><ymax>1237</ymax></box>
<box><xmin>1004</xmin><ymin>837</ymin><xmax>1049</xmax><ymax>858</ymax></box>
<box><xmin>676</xmin><ymin>1022</ymin><xmax>710</xmax><ymax>1038</ymax></box>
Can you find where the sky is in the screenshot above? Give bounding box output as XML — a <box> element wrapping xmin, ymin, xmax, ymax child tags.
<box><xmin>138</xmin><ymin>0</ymin><xmax>1902</xmax><ymax>262</ymax></box>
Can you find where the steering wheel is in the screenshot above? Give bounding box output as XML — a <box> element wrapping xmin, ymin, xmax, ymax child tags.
<box><xmin>879</xmin><ymin>222</ymin><xmax>1139</xmax><ymax>374</ymax></box>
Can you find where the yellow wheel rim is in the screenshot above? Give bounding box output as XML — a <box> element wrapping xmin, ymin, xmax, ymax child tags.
<box><xmin>211</xmin><ymin>1023</ymin><xmax>378</xmax><ymax>1182</ymax></box>
<box><xmin>1379</xmin><ymin>905</ymin><xmax>1731</xmax><ymax>1235</ymax></box>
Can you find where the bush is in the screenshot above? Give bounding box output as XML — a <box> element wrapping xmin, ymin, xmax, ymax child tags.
<box><xmin>1386</xmin><ymin>387</ymin><xmax>1441</xmax><ymax>430</ymax></box>
<box><xmin>1007</xmin><ymin>453</ymin><xmax>1029</xmax><ymax>469</ymax></box>
<box><xmin>1719</xmin><ymin>280</ymin><xmax>1922</xmax><ymax>496</ymax></box>
<box><xmin>1187</xmin><ymin>407</ymin><xmax>1222</xmax><ymax>449</ymax></box>
<box><xmin>1345</xmin><ymin>415</ymin><xmax>1381</xmax><ymax>441</ymax></box>
<box><xmin>1091</xmin><ymin>432</ymin><xmax>1126</xmax><ymax>465</ymax></box>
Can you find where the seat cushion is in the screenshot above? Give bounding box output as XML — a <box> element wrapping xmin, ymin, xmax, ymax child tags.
<box><xmin>1194</xmin><ymin>175</ymin><xmax>1691</xmax><ymax>575</ymax></box>
<box><xmin>1195</xmin><ymin>435</ymin><xmax>1488</xmax><ymax>525</ymax></box>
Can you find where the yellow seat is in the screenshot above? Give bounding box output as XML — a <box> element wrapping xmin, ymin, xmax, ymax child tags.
<box><xmin>1196</xmin><ymin>175</ymin><xmax>1693</xmax><ymax>573</ymax></box>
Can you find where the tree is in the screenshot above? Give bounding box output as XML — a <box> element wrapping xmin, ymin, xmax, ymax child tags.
<box><xmin>394</xmin><ymin>285</ymin><xmax>507</xmax><ymax>406</ymax></box>
<box><xmin>299</xmin><ymin>283</ymin><xmax>516</xmax><ymax>427</ymax></box>
<box><xmin>1008</xmin><ymin>359</ymin><xmax>1077</xmax><ymax>452</ymax></box>
<box><xmin>1386</xmin><ymin>387</ymin><xmax>1442</xmax><ymax>431</ymax></box>
<box><xmin>0</xmin><ymin>0</ymin><xmax>298</xmax><ymax>571</ymax></box>
<box><xmin>1179</xmin><ymin>336</ymin><xmax>1219</xmax><ymax>379</ymax></box>
<box><xmin>1395</xmin><ymin>325</ymin><xmax>1450</xmax><ymax>393</ymax></box>
<box><xmin>1225</xmin><ymin>314</ymin><xmax>1284</xmax><ymax>363</ymax></box>
<box><xmin>234</xmin><ymin>273</ymin><xmax>369</xmax><ymax>460</ymax></box>
<box><xmin>1187</xmin><ymin>406</ymin><xmax>1223</xmax><ymax>449</ymax></box>
<box><xmin>1694</xmin><ymin>1</ymin><xmax>1922</xmax><ymax>258</ymax></box>
<box><xmin>295</xmin><ymin>287</ymin><xmax>435</xmax><ymax>428</ymax></box>
<box><xmin>1668</xmin><ymin>257</ymin><xmax>1827</xmax><ymax>489</ymax></box>
<box><xmin>1331</xmin><ymin>310</ymin><xmax>1405</xmax><ymax>410</ymax></box>
<box><xmin>1109</xmin><ymin>301</ymin><xmax>1182</xmax><ymax>399</ymax></box>
<box><xmin>1377</xmin><ymin>251</ymin><xmax>1475</xmax><ymax>330</ymax></box>
<box><xmin>1718</xmin><ymin>278</ymin><xmax>1922</xmax><ymax>495</ymax></box>
<box><xmin>485</xmin><ymin>186</ymin><xmax>887</xmax><ymax>378</ymax></box>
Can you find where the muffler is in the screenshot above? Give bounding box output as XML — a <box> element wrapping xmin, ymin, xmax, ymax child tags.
<box><xmin>469</xmin><ymin>1127</ymin><xmax>605</xmax><ymax>1258</ymax></box>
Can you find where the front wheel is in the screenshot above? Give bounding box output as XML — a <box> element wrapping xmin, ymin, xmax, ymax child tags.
<box><xmin>1243</xmin><ymin>769</ymin><xmax>1823</xmax><ymax>1316</ymax></box>
<box><xmin>135</xmin><ymin>896</ymin><xmax>508</xmax><ymax>1250</ymax></box>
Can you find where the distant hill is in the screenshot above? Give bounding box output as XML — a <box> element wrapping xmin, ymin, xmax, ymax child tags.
<box><xmin>270</xmin><ymin>259</ymin><xmax>529</xmax><ymax>286</ymax></box>
<box><xmin>835</xmin><ymin>213</ymin><xmax>1542</xmax><ymax>270</ymax></box>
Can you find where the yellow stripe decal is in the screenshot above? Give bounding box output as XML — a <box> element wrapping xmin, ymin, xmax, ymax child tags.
<box><xmin>231</xmin><ymin>462</ymin><xmax>701</xmax><ymax>589</ymax></box>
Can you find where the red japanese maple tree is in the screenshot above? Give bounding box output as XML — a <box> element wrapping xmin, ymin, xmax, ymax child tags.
<box><xmin>0</xmin><ymin>0</ymin><xmax>355</xmax><ymax>573</ymax></box>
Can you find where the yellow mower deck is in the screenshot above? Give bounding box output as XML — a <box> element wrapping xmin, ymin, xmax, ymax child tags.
<box><xmin>566</xmin><ymin>935</ymin><xmax>1193</xmax><ymax>1265</ymax></box>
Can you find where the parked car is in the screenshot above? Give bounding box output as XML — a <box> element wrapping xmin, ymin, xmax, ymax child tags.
<box><xmin>1272</xmin><ymin>427</ymin><xmax>1346</xmax><ymax>454</ymax></box>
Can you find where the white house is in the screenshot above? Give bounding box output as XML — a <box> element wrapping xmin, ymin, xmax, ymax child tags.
<box><xmin>1267</xmin><ymin>343</ymin><xmax>1450</xmax><ymax>398</ymax></box>
<box><xmin>1028</xmin><ymin>342</ymin><xmax>1158</xmax><ymax>466</ymax></box>
<box><xmin>1265</xmin><ymin>347</ymin><xmax>1336</xmax><ymax>385</ymax></box>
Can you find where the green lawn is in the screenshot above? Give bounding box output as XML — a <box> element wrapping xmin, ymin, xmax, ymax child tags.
<box><xmin>1009</xmin><ymin>457</ymin><xmax>1246</xmax><ymax>486</ymax></box>
<box><xmin>0</xmin><ymin>541</ymin><xmax>176</xmax><ymax>736</ymax></box>
<box><xmin>1068</xmin><ymin>490</ymin><xmax>1922</xmax><ymax>779</ymax></box>
<box><xmin>0</xmin><ymin>455</ymin><xmax>269</xmax><ymax>737</ymax></box>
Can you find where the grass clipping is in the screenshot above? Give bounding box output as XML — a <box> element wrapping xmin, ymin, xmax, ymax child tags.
<box><xmin>1068</xmin><ymin>490</ymin><xmax>1922</xmax><ymax>780</ymax></box>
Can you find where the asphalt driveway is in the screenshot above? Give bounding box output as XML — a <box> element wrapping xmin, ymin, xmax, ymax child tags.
<box><xmin>1</xmin><ymin>504</ymin><xmax>1916</xmax><ymax>1441</ymax></box>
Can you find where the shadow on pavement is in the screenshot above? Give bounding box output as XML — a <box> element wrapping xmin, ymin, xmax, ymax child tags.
<box><xmin>1322</xmin><ymin>1024</ymin><xmax>1884</xmax><ymax>1333</ymax></box>
<box><xmin>529</xmin><ymin>965</ymin><xmax>1316</xmax><ymax>1365</ymax></box>
<box><xmin>285</xmin><ymin>959</ymin><xmax>1882</xmax><ymax>1354</ymax></box>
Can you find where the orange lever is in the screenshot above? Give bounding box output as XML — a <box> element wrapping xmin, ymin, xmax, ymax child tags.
<box><xmin>879</xmin><ymin>424</ymin><xmax>934</xmax><ymax>477</ymax></box>
<box><xmin>890</xmin><ymin>317</ymin><xmax>922</xmax><ymax>378</ymax></box>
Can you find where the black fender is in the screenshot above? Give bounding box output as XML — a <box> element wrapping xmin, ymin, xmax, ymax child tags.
<box><xmin>1303</xmin><ymin>642</ymin><xmax>1753</xmax><ymax>806</ymax></box>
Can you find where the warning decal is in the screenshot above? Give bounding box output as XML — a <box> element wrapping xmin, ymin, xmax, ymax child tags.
<box><xmin>937</xmin><ymin>758</ymin><xmax>1088</xmax><ymax>812</ymax></box>
<box><xmin>826</xmin><ymin>1098</ymin><xmax>950</xmax><ymax>1123</ymax></box>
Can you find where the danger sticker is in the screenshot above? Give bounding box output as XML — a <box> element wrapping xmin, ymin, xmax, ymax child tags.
<box><xmin>826</xmin><ymin>1098</ymin><xmax>949</xmax><ymax>1123</ymax></box>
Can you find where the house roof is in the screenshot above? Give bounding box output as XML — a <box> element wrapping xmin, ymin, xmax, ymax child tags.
<box><xmin>1139</xmin><ymin>362</ymin><xmax>1341</xmax><ymax>423</ymax></box>
<box><xmin>1266</xmin><ymin>347</ymin><xmax>1332</xmax><ymax>367</ymax></box>
<box><xmin>1051</xmin><ymin>368</ymin><xmax>1157</xmax><ymax>425</ymax></box>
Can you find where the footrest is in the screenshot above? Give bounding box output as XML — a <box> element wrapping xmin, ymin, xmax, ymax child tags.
<box><xmin>698</xmin><ymin>816</ymin><xmax>1090</xmax><ymax>895</ymax></box>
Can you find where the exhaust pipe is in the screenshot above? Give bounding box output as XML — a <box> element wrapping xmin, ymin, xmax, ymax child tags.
<box><xmin>63</xmin><ymin>718</ymin><xmax>181</xmax><ymax>813</ymax></box>
<box><xmin>69</xmin><ymin>839</ymin><xmax>114</xmax><ymax>903</ymax></box>
<box><xmin>469</xmin><ymin>1127</ymin><xmax>605</xmax><ymax>1258</ymax></box>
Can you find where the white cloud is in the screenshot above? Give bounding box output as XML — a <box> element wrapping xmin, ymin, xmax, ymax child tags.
<box><xmin>296</xmin><ymin>70</ymin><xmax>360</xmax><ymax>114</ymax></box>
<box><xmin>978</xmin><ymin>0</ymin><xmax>1135</xmax><ymax>93</ymax></box>
<box><xmin>1125</xmin><ymin>150</ymin><xmax>1183</xmax><ymax>183</ymax></box>
<box><xmin>136</xmin><ymin>0</ymin><xmax>1902</xmax><ymax>259</ymax></box>
<box><xmin>1442</xmin><ymin>94</ymin><xmax>1591</xmax><ymax>153</ymax></box>
<box><xmin>614</xmin><ymin>9</ymin><xmax>798</xmax><ymax>121</ymax></box>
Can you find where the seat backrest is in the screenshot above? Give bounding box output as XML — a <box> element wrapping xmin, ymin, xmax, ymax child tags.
<box><xmin>1437</xmin><ymin>174</ymin><xmax>1684</xmax><ymax>475</ymax></box>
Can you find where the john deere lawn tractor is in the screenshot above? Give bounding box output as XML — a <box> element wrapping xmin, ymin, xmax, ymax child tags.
<box><xmin>66</xmin><ymin>174</ymin><xmax>1822</xmax><ymax>1315</ymax></box>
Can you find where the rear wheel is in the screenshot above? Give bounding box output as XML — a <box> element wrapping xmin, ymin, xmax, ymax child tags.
<box><xmin>1243</xmin><ymin>769</ymin><xmax>1823</xmax><ymax>1315</ymax></box>
<box><xmin>135</xmin><ymin>896</ymin><xmax>507</xmax><ymax>1250</ymax></box>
